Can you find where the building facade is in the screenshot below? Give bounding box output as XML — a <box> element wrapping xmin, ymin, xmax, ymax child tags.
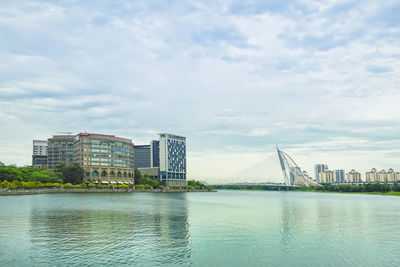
<box><xmin>32</xmin><ymin>140</ymin><xmax>48</xmax><ymax>168</ymax></box>
<box><xmin>159</xmin><ymin>133</ymin><xmax>186</xmax><ymax>186</ymax></box>
<box><xmin>333</xmin><ymin>169</ymin><xmax>346</xmax><ymax>183</ymax></box>
<box><xmin>346</xmin><ymin>169</ymin><xmax>362</xmax><ymax>183</ymax></box>
<box><xmin>366</xmin><ymin>168</ymin><xmax>379</xmax><ymax>183</ymax></box>
<box><xmin>320</xmin><ymin>169</ymin><xmax>335</xmax><ymax>183</ymax></box>
<box><xmin>134</xmin><ymin>145</ymin><xmax>151</xmax><ymax>168</ymax></box>
<box><xmin>47</xmin><ymin>135</ymin><xmax>75</xmax><ymax>170</ymax></box>
<box><xmin>150</xmin><ymin>140</ymin><xmax>160</xmax><ymax>167</ymax></box>
<box><xmin>314</xmin><ymin>164</ymin><xmax>328</xmax><ymax>183</ymax></box>
<box><xmin>73</xmin><ymin>133</ymin><xmax>134</xmax><ymax>184</ymax></box>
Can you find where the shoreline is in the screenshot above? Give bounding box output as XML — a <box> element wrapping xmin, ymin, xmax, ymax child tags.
<box><xmin>0</xmin><ymin>188</ymin><xmax>216</xmax><ymax>196</ymax></box>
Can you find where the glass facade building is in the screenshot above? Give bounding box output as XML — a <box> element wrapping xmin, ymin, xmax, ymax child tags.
<box><xmin>334</xmin><ymin>169</ymin><xmax>346</xmax><ymax>183</ymax></box>
<box><xmin>134</xmin><ymin>145</ymin><xmax>151</xmax><ymax>168</ymax></box>
<box><xmin>314</xmin><ymin>164</ymin><xmax>328</xmax><ymax>183</ymax></box>
<box><xmin>150</xmin><ymin>140</ymin><xmax>160</xmax><ymax>168</ymax></box>
<box><xmin>47</xmin><ymin>135</ymin><xmax>75</xmax><ymax>170</ymax></box>
<box><xmin>159</xmin><ymin>133</ymin><xmax>186</xmax><ymax>186</ymax></box>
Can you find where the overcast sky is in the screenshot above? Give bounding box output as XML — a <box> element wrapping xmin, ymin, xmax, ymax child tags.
<box><xmin>1</xmin><ymin>0</ymin><xmax>399</xmax><ymax>183</ymax></box>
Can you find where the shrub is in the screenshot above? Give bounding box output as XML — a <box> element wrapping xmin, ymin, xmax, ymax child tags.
<box><xmin>118</xmin><ymin>184</ymin><xmax>128</xmax><ymax>189</ymax></box>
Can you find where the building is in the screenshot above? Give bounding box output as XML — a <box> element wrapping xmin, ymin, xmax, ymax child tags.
<box><xmin>134</xmin><ymin>145</ymin><xmax>151</xmax><ymax>168</ymax></box>
<box><xmin>0</xmin><ymin>161</ymin><xmax>4</xmax><ymax>166</ymax></box>
<box><xmin>159</xmin><ymin>133</ymin><xmax>186</xmax><ymax>186</ymax></box>
<box><xmin>387</xmin><ymin>168</ymin><xmax>400</xmax><ymax>182</ymax></box>
<box><xmin>47</xmin><ymin>135</ymin><xmax>75</xmax><ymax>170</ymax></box>
<box><xmin>366</xmin><ymin>168</ymin><xmax>379</xmax><ymax>183</ymax></box>
<box><xmin>73</xmin><ymin>132</ymin><xmax>134</xmax><ymax>184</ymax></box>
<box><xmin>137</xmin><ymin>167</ymin><xmax>159</xmax><ymax>181</ymax></box>
<box><xmin>150</xmin><ymin>140</ymin><xmax>160</xmax><ymax>167</ymax></box>
<box><xmin>289</xmin><ymin>167</ymin><xmax>302</xmax><ymax>185</ymax></box>
<box><xmin>314</xmin><ymin>164</ymin><xmax>328</xmax><ymax>183</ymax></box>
<box><xmin>333</xmin><ymin>169</ymin><xmax>346</xmax><ymax>183</ymax></box>
<box><xmin>346</xmin><ymin>169</ymin><xmax>362</xmax><ymax>183</ymax></box>
<box><xmin>378</xmin><ymin>169</ymin><xmax>387</xmax><ymax>183</ymax></box>
<box><xmin>320</xmin><ymin>169</ymin><xmax>334</xmax><ymax>183</ymax></box>
<box><xmin>32</xmin><ymin>140</ymin><xmax>48</xmax><ymax>168</ymax></box>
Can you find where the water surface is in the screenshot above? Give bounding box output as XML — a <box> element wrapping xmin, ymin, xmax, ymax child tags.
<box><xmin>0</xmin><ymin>191</ymin><xmax>399</xmax><ymax>266</ymax></box>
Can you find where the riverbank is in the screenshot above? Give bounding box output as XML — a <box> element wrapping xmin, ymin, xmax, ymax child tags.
<box><xmin>0</xmin><ymin>188</ymin><xmax>216</xmax><ymax>196</ymax></box>
<box><xmin>216</xmin><ymin>188</ymin><xmax>400</xmax><ymax>196</ymax></box>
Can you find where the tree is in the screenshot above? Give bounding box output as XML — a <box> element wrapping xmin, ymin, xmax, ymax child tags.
<box><xmin>55</xmin><ymin>163</ymin><xmax>84</xmax><ymax>184</ymax></box>
<box><xmin>134</xmin><ymin>169</ymin><xmax>145</xmax><ymax>185</ymax></box>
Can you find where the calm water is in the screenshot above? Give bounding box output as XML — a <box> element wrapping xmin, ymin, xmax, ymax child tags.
<box><xmin>1</xmin><ymin>191</ymin><xmax>400</xmax><ymax>266</ymax></box>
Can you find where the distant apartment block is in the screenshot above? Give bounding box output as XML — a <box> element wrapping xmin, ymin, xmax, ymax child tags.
<box><xmin>314</xmin><ymin>164</ymin><xmax>328</xmax><ymax>183</ymax></box>
<box><xmin>320</xmin><ymin>169</ymin><xmax>334</xmax><ymax>183</ymax></box>
<box><xmin>47</xmin><ymin>135</ymin><xmax>75</xmax><ymax>170</ymax></box>
<box><xmin>159</xmin><ymin>133</ymin><xmax>186</xmax><ymax>186</ymax></box>
<box><xmin>134</xmin><ymin>145</ymin><xmax>151</xmax><ymax>168</ymax></box>
<box><xmin>333</xmin><ymin>169</ymin><xmax>345</xmax><ymax>183</ymax></box>
<box><xmin>366</xmin><ymin>168</ymin><xmax>379</xmax><ymax>183</ymax></box>
<box><xmin>346</xmin><ymin>169</ymin><xmax>362</xmax><ymax>183</ymax></box>
<box><xmin>32</xmin><ymin>140</ymin><xmax>48</xmax><ymax>168</ymax></box>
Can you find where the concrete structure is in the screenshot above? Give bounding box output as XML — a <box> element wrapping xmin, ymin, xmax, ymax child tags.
<box><xmin>32</xmin><ymin>140</ymin><xmax>48</xmax><ymax>168</ymax></box>
<box><xmin>314</xmin><ymin>164</ymin><xmax>328</xmax><ymax>183</ymax></box>
<box><xmin>47</xmin><ymin>135</ymin><xmax>75</xmax><ymax>170</ymax></box>
<box><xmin>150</xmin><ymin>140</ymin><xmax>160</xmax><ymax>167</ymax></box>
<box><xmin>333</xmin><ymin>169</ymin><xmax>345</xmax><ymax>183</ymax></box>
<box><xmin>346</xmin><ymin>169</ymin><xmax>362</xmax><ymax>183</ymax></box>
<box><xmin>73</xmin><ymin>133</ymin><xmax>134</xmax><ymax>184</ymax></box>
<box><xmin>289</xmin><ymin>167</ymin><xmax>302</xmax><ymax>185</ymax></box>
<box><xmin>159</xmin><ymin>133</ymin><xmax>186</xmax><ymax>186</ymax></box>
<box><xmin>320</xmin><ymin>169</ymin><xmax>334</xmax><ymax>183</ymax></box>
<box><xmin>137</xmin><ymin>167</ymin><xmax>160</xmax><ymax>181</ymax></box>
<box><xmin>366</xmin><ymin>168</ymin><xmax>379</xmax><ymax>183</ymax></box>
<box><xmin>134</xmin><ymin>145</ymin><xmax>151</xmax><ymax>168</ymax></box>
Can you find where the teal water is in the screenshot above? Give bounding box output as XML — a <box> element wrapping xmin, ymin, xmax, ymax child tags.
<box><xmin>1</xmin><ymin>191</ymin><xmax>400</xmax><ymax>266</ymax></box>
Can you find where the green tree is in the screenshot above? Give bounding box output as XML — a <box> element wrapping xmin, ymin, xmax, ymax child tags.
<box><xmin>134</xmin><ymin>169</ymin><xmax>145</xmax><ymax>185</ymax></box>
<box><xmin>55</xmin><ymin>163</ymin><xmax>84</xmax><ymax>184</ymax></box>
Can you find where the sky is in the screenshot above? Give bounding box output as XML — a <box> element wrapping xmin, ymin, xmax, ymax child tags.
<box><xmin>0</xmin><ymin>0</ymin><xmax>399</xmax><ymax>183</ymax></box>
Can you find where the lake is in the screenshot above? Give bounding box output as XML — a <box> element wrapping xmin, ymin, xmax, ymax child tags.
<box><xmin>0</xmin><ymin>191</ymin><xmax>399</xmax><ymax>266</ymax></box>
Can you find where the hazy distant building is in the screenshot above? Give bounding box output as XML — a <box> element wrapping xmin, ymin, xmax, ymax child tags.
<box><xmin>47</xmin><ymin>135</ymin><xmax>75</xmax><ymax>170</ymax></box>
<box><xmin>73</xmin><ymin>133</ymin><xmax>134</xmax><ymax>184</ymax></box>
<box><xmin>0</xmin><ymin>161</ymin><xmax>4</xmax><ymax>166</ymax></box>
<box><xmin>346</xmin><ymin>169</ymin><xmax>362</xmax><ymax>183</ymax></box>
<box><xmin>32</xmin><ymin>140</ymin><xmax>48</xmax><ymax>168</ymax></box>
<box><xmin>387</xmin><ymin>168</ymin><xmax>400</xmax><ymax>182</ymax></box>
<box><xmin>378</xmin><ymin>169</ymin><xmax>387</xmax><ymax>183</ymax></box>
<box><xmin>289</xmin><ymin>167</ymin><xmax>302</xmax><ymax>185</ymax></box>
<box><xmin>320</xmin><ymin>169</ymin><xmax>334</xmax><ymax>183</ymax></box>
<box><xmin>150</xmin><ymin>140</ymin><xmax>160</xmax><ymax>167</ymax></box>
<box><xmin>134</xmin><ymin>145</ymin><xmax>151</xmax><ymax>168</ymax></box>
<box><xmin>334</xmin><ymin>169</ymin><xmax>345</xmax><ymax>183</ymax></box>
<box><xmin>314</xmin><ymin>164</ymin><xmax>328</xmax><ymax>183</ymax></box>
<box><xmin>159</xmin><ymin>133</ymin><xmax>186</xmax><ymax>186</ymax></box>
<box><xmin>366</xmin><ymin>168</ymin><xmax>379</xmax><ymax>183</ymax></box>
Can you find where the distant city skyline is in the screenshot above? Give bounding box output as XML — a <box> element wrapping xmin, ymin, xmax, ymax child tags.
<box><xmin>1</xmin><ymin>0</ymin><xmax>399</xmax><ymax>183</ymax></box>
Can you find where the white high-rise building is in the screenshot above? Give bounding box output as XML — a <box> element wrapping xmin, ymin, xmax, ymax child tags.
<box><xmin>32</xmin><ymin>140</ymin><xmax>48</xmax><ymax>168</ymax></box>
<box><xmin>346</xmin><ymin>169</ymin><xmax>362</xmax><ymax>183</ymax></box>
<box><xmin>159</xmin><ymin>133</ymin><xmax>186</xmax><ymax>187</ymax></box>
<box><xmin>333</xmin><ymin>169</ymin><xmax>346</xmax><ymax>183</ymax></box>
<box><xmin>366</xmin><ymin>168</ymin><xmax>379</xmax><ymax>183</ymax></box>
<box><xmin>320</xmin><ymin>169</ymin><xmax>334</xmax><ymax>183</ymax></box>
<box><xmin>314</xmin><ymin>164</ymin><xmax>328</xmax><ymax>183</ymax></box>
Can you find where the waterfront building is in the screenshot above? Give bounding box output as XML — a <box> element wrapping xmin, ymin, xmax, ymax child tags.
<box><xmin>137</xmin><ymin>167</ymin><xmax>160</xmax><ymax>181</ymax></box>
<box><xmin>134</xmin><ymin>145</ymin><xmax>151</xmax><ymax>168</ymax></box>
<box><xmin>73</xmin><ymin>133</ymin><xmax>134</xmax><ymax>184</ymax></box>
<box><xmin>378</xmin><ymin>169</ymin><xmax>387</xmax><ymax>183</ymax></box>
<box><xmin>320</xmin><ymin>169</ymin><xmax>334</xmax><ymax>183</ymax></box>
<box><xmin>386</xmin><ymin>168</ymin><xmax>398</xmax><ymax>182</ymax></box>
<box><xmin>333</xmin><ymin>169</ymin><xmax>345</xmax><ymax>183</ymax></box>
<box><xmin>365</xmin><ymin>168</ymin><xmax>379</xmax><ymax>183</ymax></box>
<box><xmin>150</xmin><ymin>140</ymin><xmax>160</xmax><ymax>167</ymax></box>
<box><xmin>346</xmin><ymin>169</ymin><xmax>362</xmax><ymax>183</ymax></box>
<box><xmin>47</xmin><ymin>135</ymin><xmax>75</xmax><ymax>170</ymax></box>
<box><xmin>159</xmin><ymin>133</ymin><xmax>186</xmax><ymax>186</ymax></box>
<box><xmin>32</xmin><ymin>140</ymin><xmax>48</xmax><ymax>169</ymax></box>
<box><xmin>314</xmin><ymin>164</ymin><xmax>328</xmax><ymax>183</ymax></box>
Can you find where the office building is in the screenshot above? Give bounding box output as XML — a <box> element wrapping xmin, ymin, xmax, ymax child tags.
<box><xmin>73</xmin><ymin>132</ymin><xmax>134</xmax><ymax>184</ymax></box>
<box><xmin>32</xmin><ymin>140</ymin><xmax>48</xmax><ymax>168</ymax></box>
<box><xmin>47</xmin><ymin>135</ymin><xmax>75</xmax><ymax>170</ymax></box>
<box><xmin>320</xmin><ymin>169</ymin><xmax>334</xmax><ymax>183</ymax></box>
<box><xmin>346</xmin><ymin>169</ymin><xmax>362</xmax><ymax>183</ymax></box>
<box><xmin>333</xmin><ymin>169</ymin><xmax>345</xmax><ymax>183</ymax></box>
<box><xmin>159</xmin><ymin>133</ymin><xmax>186</xmax><ymax>186</ymax></box>
<box><xmin>134</xmin><ymin>145</ymin><xmax>151</xmax><ymax>168</ymax></box>
<box><xmin>150</xmin><ymin>140</ymin><xmax>160</xmax><ymax>167</ymax></box>
<box><xmin>314</xmin><ymin>164</ymin><xmax>328</xmax><ymax>183</ymax></box>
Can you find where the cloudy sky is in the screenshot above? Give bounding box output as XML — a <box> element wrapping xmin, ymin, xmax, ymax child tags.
<box><xmin>1</xmin><ymin>0</ymin><xmax>399</xmax><ymax>183</ymax></box>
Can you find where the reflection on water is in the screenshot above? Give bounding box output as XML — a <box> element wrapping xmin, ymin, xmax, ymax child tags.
<box><xmin>26</xmin><ymin>193</ymin><xmax>191</xmax><ymax>266</ymax></box>
<box><xmin>1</xmin><ymin>191</ymin><xmax>400</xmax><ymax>266</ymax></box>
